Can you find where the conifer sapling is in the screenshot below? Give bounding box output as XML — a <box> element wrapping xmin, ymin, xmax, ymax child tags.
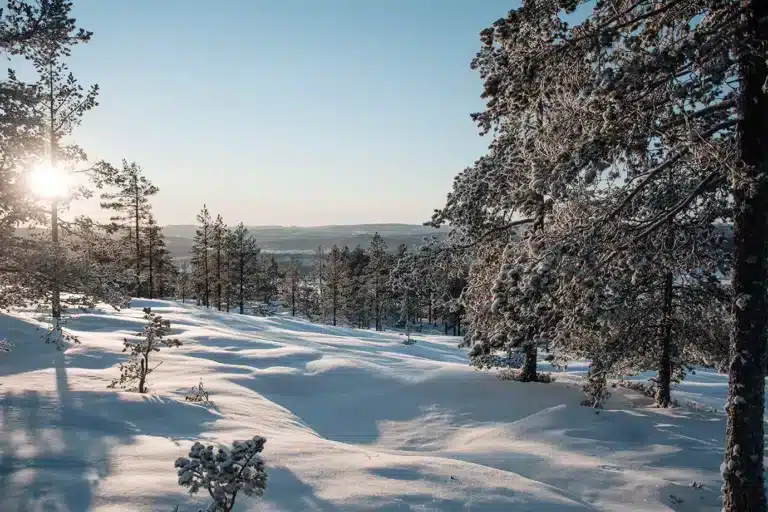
<box><xmin>108</xmin><ymin>307</ymin><xmax>181</xmax><ymax>393</ymax></box>
<box><xmin>175</xmin><ymin>436</ymin><xmax>268</xmax><ymax>512</ymax></box>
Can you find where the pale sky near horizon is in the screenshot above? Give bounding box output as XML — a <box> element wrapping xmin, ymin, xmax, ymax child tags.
<box><xmin>63</xmin><ymin>0</ymin><xmax>520</xmax><ymax>226</ymax></box>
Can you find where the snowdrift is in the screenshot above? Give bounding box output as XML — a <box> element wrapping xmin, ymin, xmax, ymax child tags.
<box><xmin>0</xmin><ymin>300</ymin><xmax>728</xmax><ymax>511</ymax></box>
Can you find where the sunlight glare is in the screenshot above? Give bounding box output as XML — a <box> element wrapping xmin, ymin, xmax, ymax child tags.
<box><xmin>28</xmin><ymin>164</ymin><xmax>71</xmax><ymax>199</ymax></box>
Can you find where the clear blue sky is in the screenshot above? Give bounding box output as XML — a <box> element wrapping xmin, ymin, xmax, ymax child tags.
<box><xmin>66</xmin><ymin>0</ymin><xmax>519</xmax><ymax>226</ymax></box>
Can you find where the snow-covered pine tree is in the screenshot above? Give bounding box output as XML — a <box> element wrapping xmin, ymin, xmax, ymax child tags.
<box><xmin>469</xmin><ymin>2</ymin><xmax>765</xmax><ymax>506</ymax></box>
<box><xmin>0</xmin><ymin>7</ymin><xmax>132</xmax><ymax>324</ymax></box>
<box><xmin>0</xmin><ymin>1</ymin><xmax>87</xmax><ymax>253</ymax></box>
<box><xmin>31</xmin><ymin>21</ymin><xmax>99</xmax><ymax>320</ymax></box>
<box><xmin>262</xmin><ymin>255</ymin><xmax>280</xmax><ymax>306</ymax></box>
<box><xmin>325</xmin><ymin>245</ymin><xmax>344</xmax><ymax>326</ymax></box>
<box><xmin>310</xmin><ymin>246</ymin><xmax>326</xmax><ymax>322</ymax></box>
<box><xmin>177</xmin><ymin>260</ymin><xmax>191</xmax><ymax>303</ymax></box>
<box><xmin>108</xmin><ymin>307</ymin><xmax>182</xmax><ymax>393</ymax></box>
<box><xmin>390</xmin><ymin>244</ymin><xmax>420</xmax><ymax>329</ymax></box>
<box><xmin>282</xmin><ymin>256</ymin><xmax>301</xmax><ymax>316</ymax></box>
<box><xmin>212</xmin><ymin>214</ymin><xmax>227</xmax><ymax>311</ymax></box>
<box><xmin>97</xmin><ymin>160</ymin><xmax>158</xmax><ymax>298</ymax></box>
<box><xmin>367</xmin><ymin>233</ymin><xmax>391</xmax><ymax>331</ymax></box>
<box><xmin>297</xmin><ymin>271</ymin><xmax>319</xmax><ymax>321</ymax></box>
<box><xmin>342</xmin><ymin>245</ymin><xmax>370</xmax><ymax>328</ymax></box>
<box><xmin>228</xmin><ymin>222</ymin><xmax>260</xmax><ymax>314</ymax></box>
<box><xmin>175</xmin><ymin>436</ymin><xmax>268</xmax><ymax>512</ymax></box>
<box><xmin>142</xmin><ymin>215</ymin><xmax>176</xmax><ymax>299</ymax></box>
<box><xmin>191</xmin><ymin>205</ymin><xmax>213</xmax><ymax>308</ymax></box>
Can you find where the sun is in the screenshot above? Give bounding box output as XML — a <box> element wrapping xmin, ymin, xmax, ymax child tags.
<box><xmin>28</xmin><ymin>164</ymin><xmax>71</xmax><ymax>200</ymax></box>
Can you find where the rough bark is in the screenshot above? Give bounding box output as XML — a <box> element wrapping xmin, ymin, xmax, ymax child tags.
<box><xmin>656</xmin><ymin>272</ymin><xmax>674</xmax><ymax>408</ymax></box>
<box><xmin>722</xmin><ymin>1</ymin><xmax>768</xmax><ymax>509</ymax></box>
<box><xmin>520</xmin><ymin>343</ymin><xmax>538</xmax><ymax>382</ymax></box>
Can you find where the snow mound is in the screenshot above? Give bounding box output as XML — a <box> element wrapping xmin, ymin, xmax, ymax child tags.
<box><xmin>0</xmin><ymin>300</ymin><xmax>726</xmax><ymax>510</ymax></box>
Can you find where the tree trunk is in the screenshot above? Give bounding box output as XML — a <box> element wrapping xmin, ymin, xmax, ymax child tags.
<box><xmin>138</xmin><ymin>358</ymin><xmax>147</xmax><ymax>394</ymax></box>
<box><xmin>332</xmin><ymin>288</ymin><xmax>337</xmax><ymax>326</ymax></box>
<box><xmin>147</xmin><ymin>230</ymin><xmax>154</xmax><ymax>300</ymax></box>
<box><xmin>51</xmin><ymin>199</ymin><xmax>60</xmax><ymax>320</ymax></box>
<box><xmin>134</xmin><ymin>180</ymin><xmax>141</xmax><ymax>298</ymax></box>
<box><xmin>723</xmin><ymin>2</ymin><xmax>768</xmax><ymax>508</ymax></box>
<box><xmin>520</xmin><ymin>343</ymin><xmax>538</xmax><ymax>382</ymax></box>
<box><xmin>216</xmin><ymin>241</ymin><xmax>222</xmax><ymax>311</ymax></box>
<box><xmin>239</xmin><ymin>258</ymin><xmax>245</xmax><ymax>314</ymax></box>
<box><xmin>203</xmin><ymin>227</ymin><xmax>209</xmax><ymax>308</ymax></box>
<box><xmin>656</xmin><ymin>272</ymin><xmax>674</xmax><ymax>408</ymax></box>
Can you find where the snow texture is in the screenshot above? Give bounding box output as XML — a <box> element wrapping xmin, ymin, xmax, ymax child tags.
<box><xmin>0</xmin><ymin>299</ymin><xmax>738</xmax><ymax>510</ymax></box>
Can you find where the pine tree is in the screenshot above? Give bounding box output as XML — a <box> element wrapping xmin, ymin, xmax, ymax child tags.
<box><xmin>311</xmin><ymin>246</ymin><xmax>326</xmax><ymax>322</ymax></box>
<box><xmin>143</xmin><ymin>214</ymin><xmax>175</xmax><ymax>299</ymax></box>
<box><xmin>212</xmin><ymin>214</ymin><xmax>227</xmax><ymax>311</ymax></box>
<box><xmin>97</xmin><ymin>160</ymin><xmax>158</xmax><ymax>298</ymax></box>
<box><xmin>283</xmin><ymin>256</ymin><xmax>301</xmax><ymax>316</ymax></box>
<box><xmin>31</xmin><ymin>22</ymin><xmax>99</xmax><ymax>319</ymax></box>
<box><xmin>108</xmin><ymin>307</ymin><xmax>181</xmax><ymax>393</ymax></box>
<box><xmin>177</xmin><ymin>260</ymin><xmax>191</xmax><ymax>303</ymax></box>
<box><xmin>325</xmin><ymin>245</ymin><xmax>344</xmax><ymax>326</ymax></box>
<box><xmin>343</xmin><ymin>245</ymin><xmax>370</xmax><ymax>328</ymax></box>
<box><xmin>0</xmin><ymin>1</ymin><xmax>91</xmax><ymax>254</ymax></box>
<box><xmin>452</xmin><ymin>1</ymin><xmax>765</xmax><ymax>506</ymax></box>
<box><xmin>367</xmin><ymin>233</ymin><xmax>390</xmax><ymax>331</ymax></box>
<box><xmin>191</xmin><ymin>205</ymin><xmax>212</xmax><ymax>308</ymax></box>
<box><xmin>263</xmin><ymin>255</ymin><xmax>280</xmax><ymax>305</ymax></box>
<box><xmin>229</xmin><ymin>223</ymin><xmax>260</xmax><ymax>314</ymax></box>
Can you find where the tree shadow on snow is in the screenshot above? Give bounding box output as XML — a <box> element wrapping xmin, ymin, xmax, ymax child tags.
<box><xmin>0</xmin><ymin>321</ymin><xmax>220</xmax><ymax>512</ymax></box>
<box><xmin>260</xmin><ymin>466</ymin><xmax>338</xmax><ymax>511</ymax></box>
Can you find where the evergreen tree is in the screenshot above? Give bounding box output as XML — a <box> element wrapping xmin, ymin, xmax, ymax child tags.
<box><xmin>367</xmin><ymin>233</ymin><xmax>390</xmax><ymax>331</ymax></box>
<box><xmin>343</xmin><ymin>245</ymin><xmax>370</xmax><ymax>328</ymax></box>
<box><xmin>31</xmin><ymin>21</ymin><xmax>99</xmax><ymax>319</ymax></box>
<box><xmin>311</xmin><ymin>246</ymin><xmax>326</xmax><ymax>321</ymax></box>
<box><xmin>262</xmin><ymin>255</ymin><xmax>280</xmax><ymax>305</ymax></box>
<box><xmin>191</xmin><ymin>205</ymin><xmax>212</xmax><ymax>308</ymax></box>
<box><xmin>142</xmin><ymin>214</ymin><xmax>175</xmax><ymax>299</ymax></box>
<box><xmin>0</xmin><ymin>3</ymin><xmax>130</xmax><ymax>320</ymax></box>
<box><xmin>212</xmin><ymin>214</ymin><xmax>226</xmax><ymax>311</ymax></box>
<box><xmin>0</xmin><ymin>0</ymin><xmax>92</xmax><ymax>267</ymax></box>
<box><xmin>325</xmin><ymin>245</ymin><xmax>344</xmax><ymax>326</ymax></box>
<box><xmin>229</xmin><ymin>223</ymin><xmax>260</xmax><ymax>314</ymax></box>
<box><xmin>446</xmin><ymin>1</ymin><xmax>764</xmax><ymax>506</ymax></box>
<box><xmin>177</xmin><ymin>260</ymin><xmax>191</xmax><ymax>303</ymax></box>
<box><xmin>298</xmin><ymin>272</ymin><xmax>319</xmax><ymax>321</ymax></box>
<box><xmin>98</xmin><ymin>160</ymin><xmax>158</xmax><ymax>298</ymax></box>
<box><xmin>282</xmin><ymin>256</ymin><xmax>301</xmax><ymax>316</ymax></box>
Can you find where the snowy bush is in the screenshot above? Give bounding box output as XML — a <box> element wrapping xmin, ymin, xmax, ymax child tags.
<box><xmin>471</xmin><ymin>351</ymin><xmax>525</xmax><ymax>370</ymax></box>
<box><xmin>186</xmin><ymin>378</ymin><xmax>212</xmax><ymax>405</ymax></box>
<box><xmin>175</xmin><ymin>436</ymin><xmax>268</xmax><ymax>512</ymax></box>
<box><xmin>498</xmin><ymin>368</ymin><xmax>555</xmax><ymax>383</ymax></box>
<box><xmin>108</xmin><ymin>307</ymin><xmax>182</xmax><ymax>393</ymax></box>
<box><xmin>580</xmin><ymin>361</ymin><xmax>611</xmax><ymax>408</ymax></box>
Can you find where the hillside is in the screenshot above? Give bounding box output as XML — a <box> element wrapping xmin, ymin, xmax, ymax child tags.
<box><xmin>0</xmin><ymin>300</ymin><xmax>728</xmax><ymax>511</ymax></box>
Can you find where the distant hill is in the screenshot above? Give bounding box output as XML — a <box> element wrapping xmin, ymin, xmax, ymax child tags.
<box><xmin>163</xmin><ymin>223</ymin><xmax>444</xmax><ymax>259</ymax></box>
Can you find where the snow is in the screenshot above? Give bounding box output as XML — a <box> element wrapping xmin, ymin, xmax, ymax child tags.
<box><xmin>0</xmin><ymin>299</ymin><xmax>730</xmax><ymax>511</ymax></box>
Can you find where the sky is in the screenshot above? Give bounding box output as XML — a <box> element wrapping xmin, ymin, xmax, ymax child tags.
<box><xmin>62</xmin><ymin>0</ymin><xmax>521</xmax><ymax>227</ymax></box>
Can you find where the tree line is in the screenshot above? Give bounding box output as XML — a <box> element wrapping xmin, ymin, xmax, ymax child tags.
<box><xmin>181</xmin><ymin>208</ymin><xmax>468</xmax><ymax>334</ymax></box>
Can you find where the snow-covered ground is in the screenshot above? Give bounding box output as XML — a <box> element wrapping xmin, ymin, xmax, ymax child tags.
<box><xmin>0</xmin><ymin>300</ymin><xmax>729</xmax><ymax>511</ymax></box>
